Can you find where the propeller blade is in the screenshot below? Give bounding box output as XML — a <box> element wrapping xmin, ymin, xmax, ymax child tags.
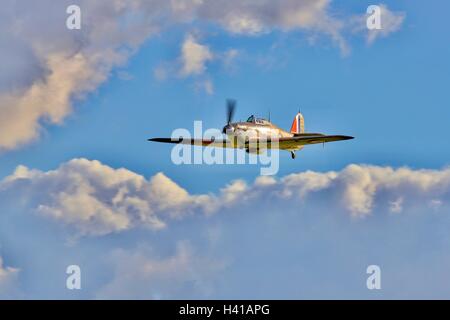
<box><xmin>226</xmin><ymin>99</ymin><xmax>236</xmax><ymax>124</ymax></box>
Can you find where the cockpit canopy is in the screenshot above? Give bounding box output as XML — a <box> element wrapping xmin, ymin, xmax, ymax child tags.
<box><xmin>246</xmin><ymin>115</ymin><xmax>270</xmax><ymax>125</ymax></box>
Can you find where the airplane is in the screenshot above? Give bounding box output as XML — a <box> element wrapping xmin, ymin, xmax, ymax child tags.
<box><xmin>148</xmin><ymin>99</ymin><xmax>354</xmax><ymax>159</ymax></box>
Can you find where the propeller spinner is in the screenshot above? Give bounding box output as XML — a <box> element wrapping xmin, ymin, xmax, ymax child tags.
<box><xmin>223</xmin><ymin>99</ymin><xmax>236</xmax><ymax>134</ymax></box>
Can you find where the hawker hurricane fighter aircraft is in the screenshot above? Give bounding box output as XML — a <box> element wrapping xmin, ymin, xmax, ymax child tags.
<box><xmin>148</xmin><ymin>100</ymin><xmax>354</xmax><ymax>159</ymax></box>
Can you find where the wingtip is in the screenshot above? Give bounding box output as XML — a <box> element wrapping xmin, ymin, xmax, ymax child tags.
<box><xmin>336</xmin><ymin>135</ymin><xmax>354</xmax><ymax>141</ymax></box>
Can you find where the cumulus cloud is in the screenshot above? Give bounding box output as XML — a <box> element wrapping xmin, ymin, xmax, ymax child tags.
<box><xmin>96</xmin><ymin>242</ymin><xmax>225</xmax><ymax>299</ymax></box>
<box><xmin>280</xmin><ymin>164</ymin><xmax>450</xmax><ymax>217</ymax></box>
<box><xmin>0</xmin><ymin>1</ymin><xmax>405</xmax><ymax>151</ymax></box>
<box><xmin>0</xmin><ymin>0</ymin><xmax>159</xmax><ymax>151</ymax></box>
<box><xmin>0</xmin><ymin>53</ymin><xmax>112</xmax><ymax>150</ymax></box>
<box><xmin>176</xmin><ymin>34</ymin><xmax>215</xmax><ymax>94</ymax></box>
<box><xmin>1</xmin><ymin>159</ymin><xmax>450</xmax><ymax>237</ymax></box>
<box><xmin>0</xmin><ymin>159</ymin><xmax>219</xmax><ymax>236</ymax></box>
<box><xmin>179</xmin><ymin>34</ymin><xmax>214</xmax><ymax>77</ymax></box>
<box><xmin>158</xmin><ymin>34</ymin><xmax>240</xmax><ymax>94</ymax></box>
<box><xmin>199</xmin><ymin>0</ymin><xmax>341</xmax><ymax>35</ymax></box>
<box><xmin>2</xmin><ymin>159</ymin><xmax>450</xmax><ymax>299</ymax></box>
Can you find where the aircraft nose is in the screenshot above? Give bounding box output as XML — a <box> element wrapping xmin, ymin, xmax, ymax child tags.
<box><xmin>222</xmin><ymin>124</ymin><xmax>234</xmax><ymax>134</ymax></box>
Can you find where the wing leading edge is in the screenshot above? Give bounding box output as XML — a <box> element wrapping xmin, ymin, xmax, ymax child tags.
<box><xmin>277</xmin><ymin>134</ymin><xmax>354</xmax><ymax>150</ymax></box>
<box><xmin>148</xmin><ymin>137</ymin><xmax>234</xmax><ymax>148</ymax></box>
<box><xmin>148</xmin><ymin>134</ymin><xmax>354</xmax><ymax>150</ymax></box>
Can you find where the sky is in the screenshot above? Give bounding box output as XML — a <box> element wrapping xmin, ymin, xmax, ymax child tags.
<box><xmin>0</xmin><ymin>0</ymin><xmax>450</xmax><ymax>299</ymax></box>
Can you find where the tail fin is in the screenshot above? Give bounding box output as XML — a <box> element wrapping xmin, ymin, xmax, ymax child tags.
<box><xmin>290</xmin><ymin>112</ymin><xmax>305</xmax><ymax>134</ymax></box>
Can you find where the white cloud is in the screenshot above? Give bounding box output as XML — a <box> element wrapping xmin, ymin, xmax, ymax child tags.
<box><xmin>204</xmin><ymin>0</ymin><xmax>349</xmax><ymax>54</ymax></box>
<box><xmin>160</xmin><ymin>35</ymin><xmax>239</xmax><ymax>94</ymax></box>
<box><xmin>0</xmin><ymin>159</ymin><xmax>221</xmax><ymax>236</ymax></box>
<box><xmin>280</xmin><ymin>164</ymin><xmax>450</xmax><ymax>217</ymax></box>
<box><xmin>0</xmin><ymin>1</ymin><xmax>404</xmax><ymax>151</ymax></box>
<box><xmin>2</xmin><ymin>159</ymin><xmax>450</xmax><ymax>299</ymax></box>
<box><xmin>199</xmin><ymin>0</ymin><xmax>337</xmax><ymax>34</ymax></box>
<box><xmin>2</xmin><ymin>160</ymin><xmax>450</xmax><ymax>237</ymax></box>
<box><xmin>0</xmin><ymin>0</ymin><xmax>162</xmax><ymax>151</ymax></box>
<box><xmin>0</xmin><ymin>53</ymin><xmax>113</xmax><ymax>150</ymax></box>
<box><xmin>179</xmin><ymin>34</ymin><xmax>214</xmax><ymax>77</ymax></box>
<box><xmin>154</xmin><ymin>34</ymin><xmax>216</xmax><ymax>94</ymax></box>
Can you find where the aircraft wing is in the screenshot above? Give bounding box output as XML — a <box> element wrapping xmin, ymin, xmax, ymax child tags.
<box><xmin>276</xmin><ymin>134</ymin><xmax>354</xmax><ymax>150</ymax></box>
<box><xmin>148</xmin><ymin>138</ymin><xmax>237</xmax><ymax>148</ymax></box>
<box><xmin>149</xmin><ymin>134</ymin><xmax>353</xmax><ymax>150</ymax></box>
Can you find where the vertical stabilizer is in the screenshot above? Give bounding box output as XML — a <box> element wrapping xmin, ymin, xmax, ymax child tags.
<box><xmin>290</xmin><ymin>112</ymin><xmax>305</xmax><ymax>134</ymax></box>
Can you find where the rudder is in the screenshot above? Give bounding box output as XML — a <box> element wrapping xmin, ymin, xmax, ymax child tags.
<box><xmin>290</xmin><ymin>112</ymin><xmax>305</xmax><ymax>134</ymax></box>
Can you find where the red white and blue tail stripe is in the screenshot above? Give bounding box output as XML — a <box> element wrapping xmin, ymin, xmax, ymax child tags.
<box><xmin>290</xmin><ymin>112</ymin><xmax>305</xmax><ymax>134</ymax></box>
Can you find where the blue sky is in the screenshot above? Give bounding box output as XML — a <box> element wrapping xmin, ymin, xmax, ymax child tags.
<box><xmin>0</xmin><ymin>0</ymin><xmax>450</xmax><ymax>299</ymax></box>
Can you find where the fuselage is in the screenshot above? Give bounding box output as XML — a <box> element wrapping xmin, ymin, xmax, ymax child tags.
<box><xmin>223</xmin><ymin>115</ymin><xmax>299</xmax><ymax>151</ymax></box>
<box><xmin>226</xmin><ymin>121</ymin><xmax>293</xmax><ymax>140</ymax></box>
